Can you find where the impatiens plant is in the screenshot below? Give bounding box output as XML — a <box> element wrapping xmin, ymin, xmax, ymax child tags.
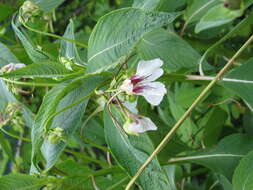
<box><xmin>1</xmin><ymin>0</ymin><xmax>253</xmax><ymax>190</ymax></box>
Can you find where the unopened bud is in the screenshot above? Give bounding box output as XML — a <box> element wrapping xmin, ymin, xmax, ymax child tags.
<box><xmin>59</xmin><ymin>57</ymin><xmax>74</xmax><ymax>71</ymax></box>
<box><xmin>48</xmin><ymin>127</ymin><xmax>65</xmax><ymax>144</ymax></box>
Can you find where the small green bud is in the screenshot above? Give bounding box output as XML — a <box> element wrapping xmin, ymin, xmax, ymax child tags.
<box><xmin>59</xmin><ymin>57</ymin><xmax>74</xmax><ymax>71</ymax></box>
<box><xmin>48</xmin><ymin>127</ymin><xmax>65</xmax><ymax>144</ymax></box>
<box><xmin>20</xmin><ymin>1</ymin><xmax>41</xmax><ymax>22</ymax></box>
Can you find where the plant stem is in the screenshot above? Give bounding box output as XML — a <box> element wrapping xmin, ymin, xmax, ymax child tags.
<box><xmin>1</xmin><ymin>78</ymin><xmax>57</xmax><ymax>87</ymax></box>
<box><xmin>125</xmin><ymin>34</ymin><xmax>253</xmax><ymax>190</ymax></box>
<box><xmin>0</xmin><ymin>127</ymin><xmax>31</xmax><ymax>142</ymax></box>
<box><xmin>21</xmin><ymin>20</ymin><xmax>88</xmax><ymax>48</ymax></box>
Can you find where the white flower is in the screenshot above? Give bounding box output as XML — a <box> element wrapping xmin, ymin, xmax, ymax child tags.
<box><xmin>123</xmin><ymin>116</ymin><xmax>157</xmax><ymax>135</ymax></box>
<box><xmin>1</xmin><ymin>63</ymin><xmax>26</xmax><ymax>73</ymax></box>
<box><xmin>120</xmin><ymin>58</ymin><xmax>167</xmax><ymax>106</ymax></box>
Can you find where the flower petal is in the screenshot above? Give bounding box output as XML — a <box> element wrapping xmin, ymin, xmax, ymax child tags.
<box><xmin>124</xmin><ymin>116</ymin><xmax>157</xmax><ymax>134</ymax></box>
<box><xmin>138</xmin><ymin>117</ymin><xmax>157</xmax><ymax>132</ymax></box>
<box><xmin>136</xmin><ymin>58</ymin><xmax>164</xmax><ymax>81</ymax></box>
<box><xmin>139</xmin><ymin>82</ymin><xmax>167</xmax><ymax>106</ymax></box>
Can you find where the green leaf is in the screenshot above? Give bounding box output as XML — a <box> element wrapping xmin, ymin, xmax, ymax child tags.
<box><xmin>195</xmin><ymin>4</ymin><xmax>243</xmax><ymax>33</ymax></box>
<box><xmin>202</xmin><ymin>107</ymin><xmax>227</xmax><ymax>147</ymax></box>
<box><xmin>132</xmin><ymin>0</ymin><xmax>161</xmax><ymax>10</ymax></box>
<box><xmin>1</xmin><ymin>62</ymin><xmax>72</xmax><ymax>78</ymax></box>
<box><xmin>198</xmin><ymin>11</ymin><xmax>253</xmax><ymax>70</ymax></box>
<box><xmin>157</xmin><ymin>0</ymin><xmax>186</xmax><ymax>12</ymax></box>
<box><xmin>12</xmin><ymin>14</ymin><xmax>50</xmax><ymax>63</ymax></box>
<box><xmin>168</xmin><ymin>95</ymin><xmax>198</xmax><ymax>144</ymax></box>
<box><xmin>0</xmin><ymin>42</ymin><xmax>19</xmax><ymax>66</ymax></box>
<box><xmin>60</xmin><ymin>20</ymin><xmax>85</xmax><ymax>65</ymax></box>
<box><xmin>222</xmin><ymin>58</ymin><xmax>253</xmax><ymax>110</ymax></box>
<box><xmin>164</xmin><ymin>165</ymin><xmax>178</xmax><ymax>190</ymax></box>
<box><xmin>31</xmin><ymin>0</ymin><xmax>66</xmax><ymax>12</ymax></box>
<box><xmin>170</xmin><ymin>134</ymin><xmax>253</xmax><ymax>180</ymax></box>
<box><xmin>133</xmin><ymin>0</ymin><xmax>186</xmax><ymax>11</ymax></box>
<box><xmin>184</xmin><ymin>0</ymin><xmax>220</xmax><ymax>24</ymax></box>
<box><xmin>104</xmin><ymin>107</ymin><xmax>170</xmax><ymax>190</ymax></box>
<box><xmin>0</xmin><ymin>3</ymin><xmax>14</xmax><ymax>22</ymax></box>
<box><xmin>0</xmin><ymin>43</ymin><xmax>34</xmax><ymax>127</ymax></box>
<box><xmin>30</xmin><ymin>75</ymin><xmax>106</xmax><ymax>173</ymax></box>
<box><xmin>0</xmin><ymin>131</ymin><xmax>14</xmax><ymax>161</ymax></box>
<box><xmin>0</xmin><ymin>174</ymin><xmax>48</xmax><ymax>190</ymax></box>
<box><xmin>232</xmin><ymin>150</ymin><xmax>253</xmax><ymax>190</ymax></box>
<box><xmin>87</xmin><ymin>8</ymin><xmax>180</xmax><ymax>73</ymax></box>
<box><xmin>217</xmin><ymin>174</ymin><xmax>233</xmax><ymax>190</ymax></box>
<box><xmin>137</xmin><ymin>28</ymin><xmax>202</xmax><ymax>72</ymax></box>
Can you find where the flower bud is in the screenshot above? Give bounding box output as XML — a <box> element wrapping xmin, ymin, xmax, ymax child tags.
<box><xmin>48</xmin><ymin>127</ymin><xmax>65</xmax><ymax>144</ymax></box>
<box><xmin>20</xmin><ymin>1</ymin><xmax>40</xmax><ymax>22</ymax></box>
<box><xmin>59</xmin><ymin>56</ymin><xmax>74</xmax><ymax>71</ymax></box>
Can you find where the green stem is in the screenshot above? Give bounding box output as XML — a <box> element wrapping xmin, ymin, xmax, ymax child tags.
<box><xmin>125</xmin><ymin>34</ymin><xmax>253</xmax><ymax>190</ymax></box>
<box><xmin>106</xmin><ymin>177</ymin><xmax>129</xmax><ymax>190</ymax></box>
<box><xmin>21</xmin><ymin>20</ymin><xmax>88</xmax><ymax>48</ymax></box>
<box><xmin>1</xmin><ymin>78</ymin><xmax>57</xmax><ymax>87</ymax></box>
<box><xmin>0</xmin><ymin>127</ymin><xmax>31</xmax><ymax>142</ymax></box>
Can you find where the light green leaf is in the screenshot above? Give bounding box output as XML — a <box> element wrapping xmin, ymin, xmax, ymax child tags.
<box><xmin>195</xmin><ymin>4</ymin><xmax>243</xmax><ymax>33</ymax></box>
<box><xmin>1</xmin><ymin>62</ymin><xmax>73</xmax><ymax>78</ymax></box>
<box><xmin>0</xmin><ymin>174</ymin><xmax>48</xmax><ymax>190</ymax></box>
<box><xmin>222</xmin><ymin>58</ymin><xmax>253</xmax><ymax>110</ymax></box>
<box><xmin>31</xmin><ymin>0</ymin><xmax>66</xmax><ymax>12</ymax></box>
<box><xmin>232</xmin><ymin>150</ymin><xmax>253</xmax><ymax>190</ymax></box>
<box><xmin>164</xmin><ymin>165</ymin><xmax>178</xmax><ymax>190</ymax></box>
<box><xmin>30</xmin><ymin>75</ymin><xmax>106</xmax><ymax>173</ymax></box>
<box><xmin>170</xmin><ymin>134</ymin><xmax>253</xmax><ymax>180</ymax></box>
<box><xmin>87</xmin><ymin>8</ymin><xmax>179</xmax><ymax>73</ymax></box>
<box><xmin>104</xmin><ymin>107</ymin><xmax>170</xmax><ymax>190</ymax></box>
<box><xmin>0</xmin><ymin>42</ymin><xmax>19</xmax><ymax>66</ymax></box>
<box><xmin>137</xmin><ymin>28</ymin><xmax>203</xmax><ymax>71</ymax></box>
<box><xmin>12</xmin><ymin>14</ymin><xmax>50</xmax><ymax>63</ymax></box>
<box><xmin>60</xmin><ymin>20</ymin><xmax>85</xmax><ymax>65</ymax></box>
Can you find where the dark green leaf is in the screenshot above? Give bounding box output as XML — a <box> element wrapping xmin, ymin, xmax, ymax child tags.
<box><xmin>232</xmin><ymin>150</ymin><xmax>253</xmax><ymax>190</ymax></box>
<box><xmin>137</xmin><ymin>28</ymin><xmax>203</xmax><ymax>72</ymax></box>
<box><xmin>170</xmin><ymin>134</ymin><xmax>253</xmax><ymax>180</ymax></box>
<box><xmin>222</xmin><ymin>58</ymin><xmax>253</xmax><ymax>110</ymax></box>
